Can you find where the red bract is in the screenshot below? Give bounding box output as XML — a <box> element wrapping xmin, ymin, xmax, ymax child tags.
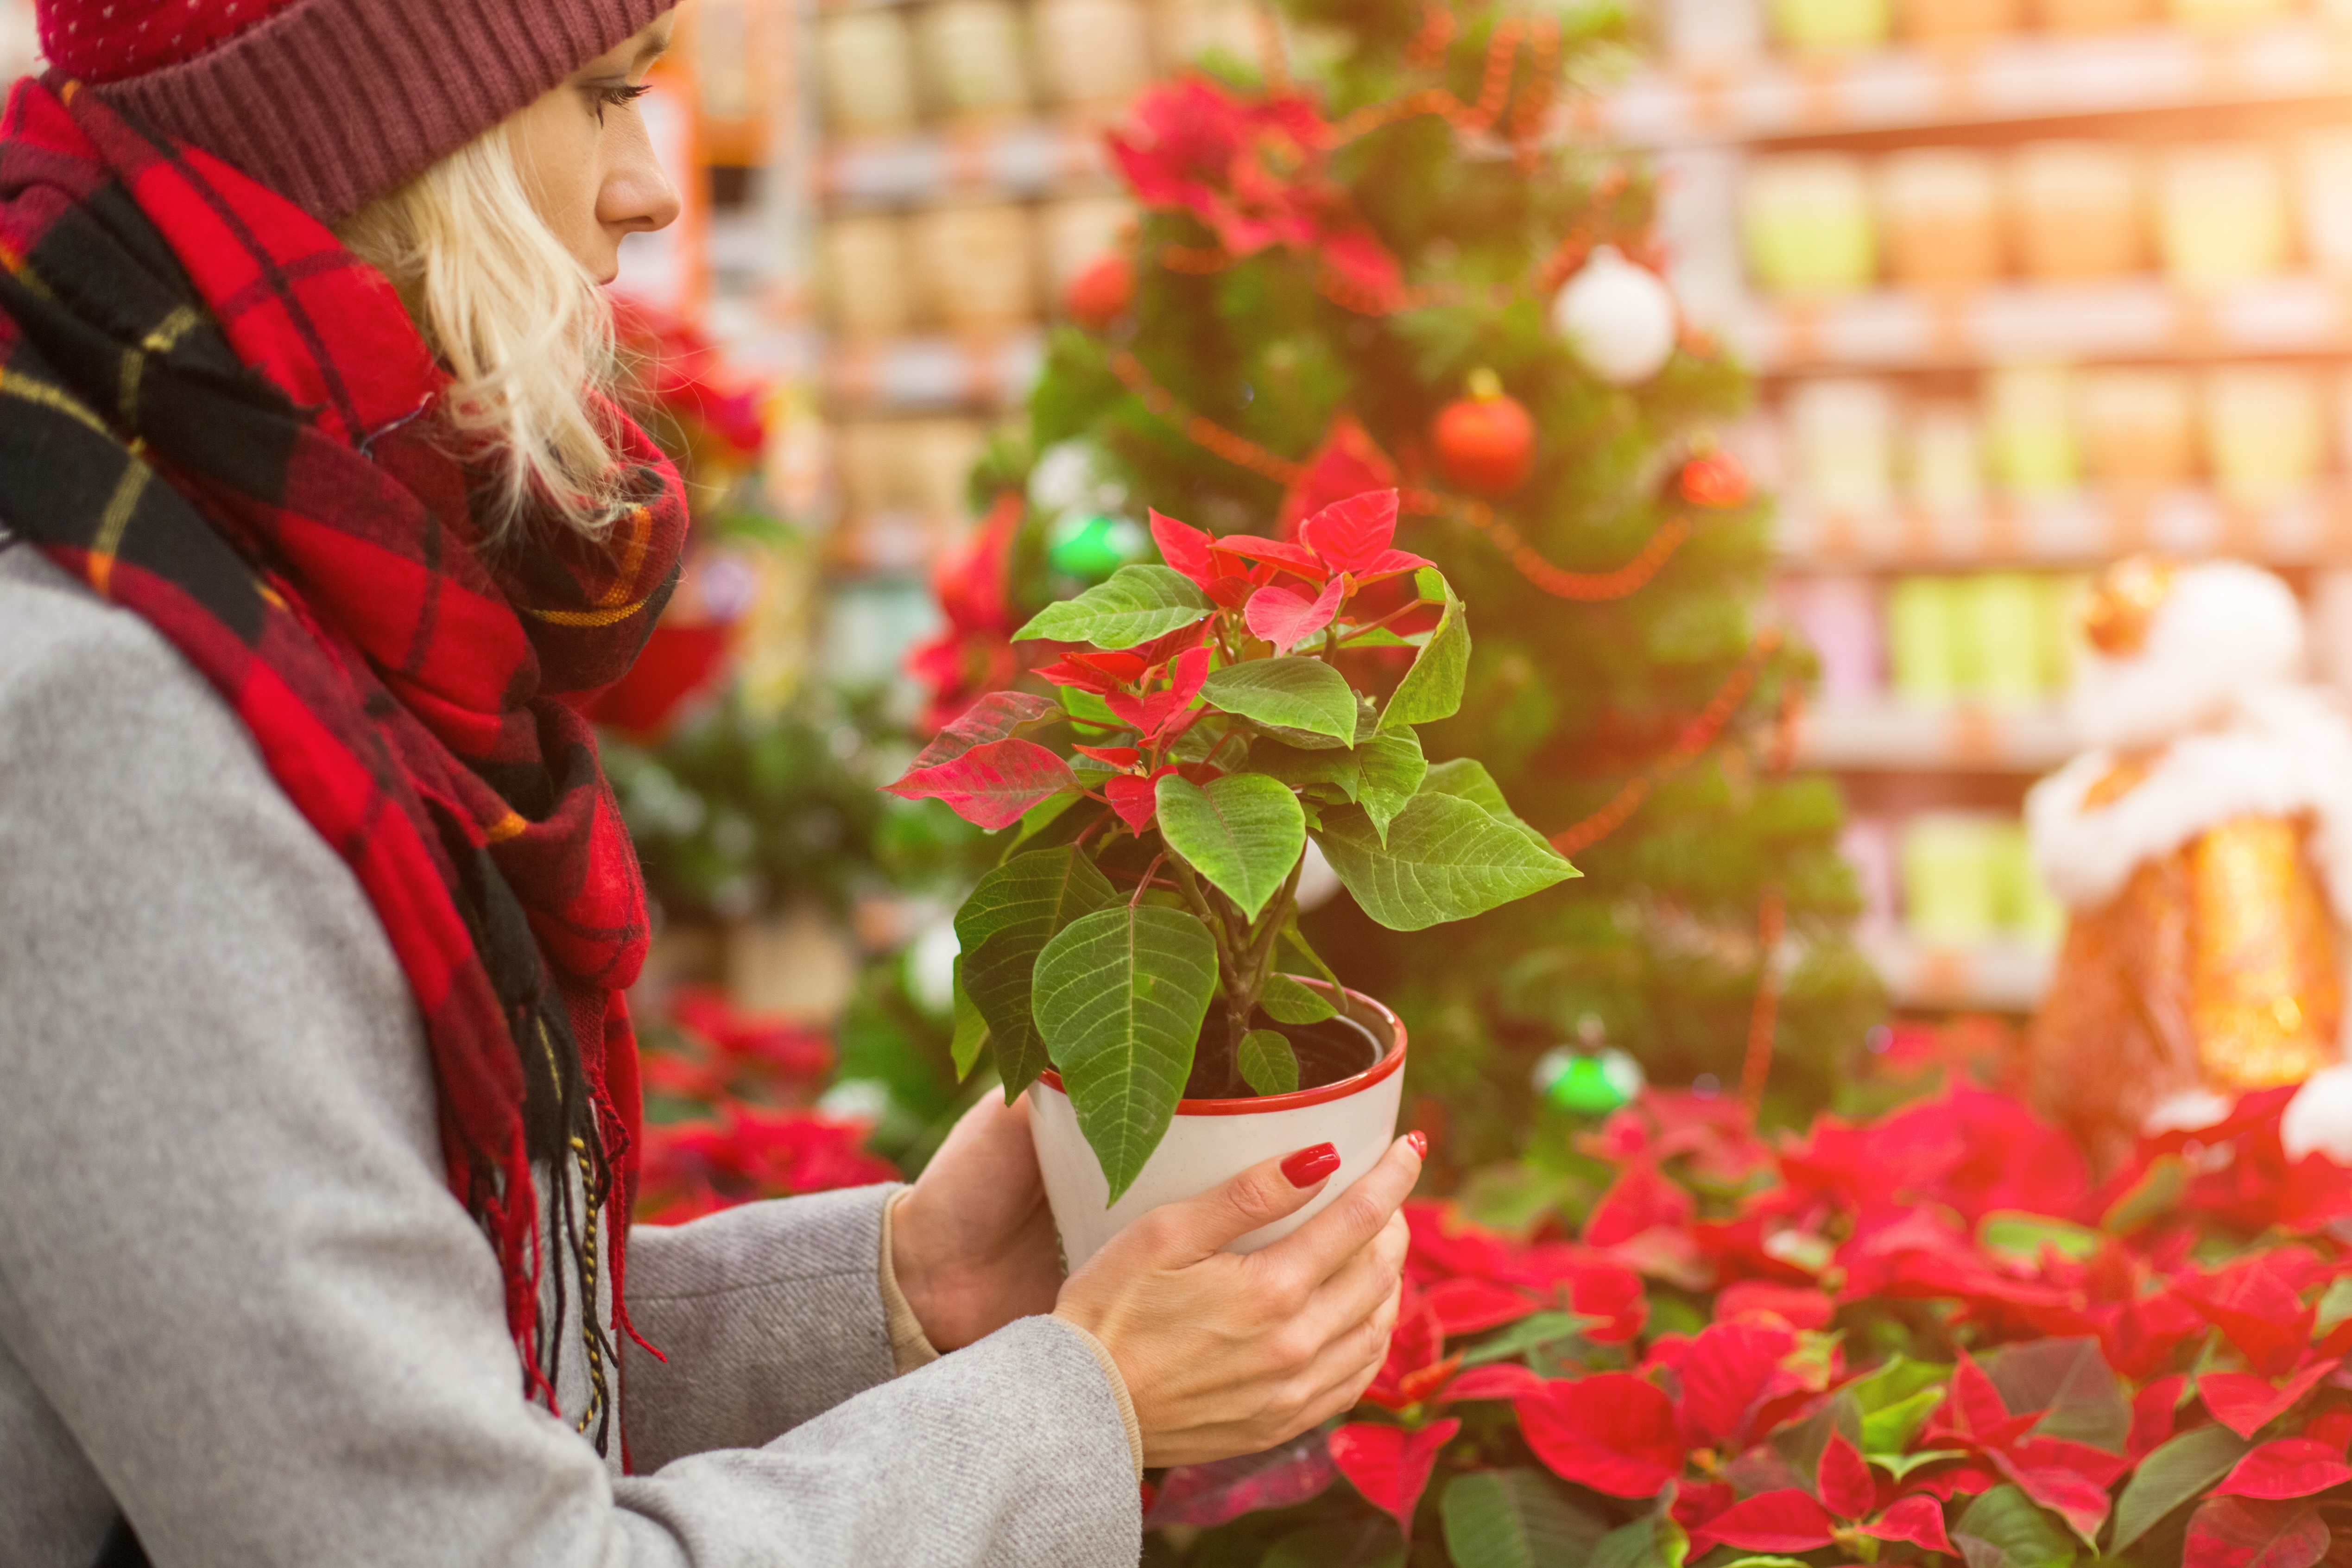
<box><xmin>1422</xmin><ymin>1276</ymin><xmax>1538</xmax><ymax>1336</ymax></box>
<box><xmin>1146</xmin><ymin>1435</ymin><xmax>1338</xmax><ymax>1529</ymax></box>
<box><xmin>1278</xmin><ymin>414</ymin><xmax>1401</xmax><ymax>537</ymax></box>
<box><xmin>1245</xmin><ymin>576</ymin><xmax>1346</xmax><ymax>653</ymax></box>
<box><xmin>2184</xmin><ymin>1496</ymin><xmax>2332</xmax><ymax>1568</ymax></box>
<box><xmin>1104</xmin><ymin>766</ymin><xmax>1177</xmax><ymax>835</ymax></box>
<box><xmin>1148</xmin><ymin>508</ymin><xmax>1227</xmax><ymax>592</ymax></box>
<box><xmin>2200</xmin><ymin>1358</ymin><xmax>2341</xmax><ymax>1440</ymax></box>
<box><xmin>1329</xmin><ymin>1418</ymin><xmax>1460</xmax><ymax>1535</ymax></box>
<box><xmin>2217</xmin><ymin>1439</ymin><xmax>2352</xmax><ymax>1499</ymax></box>
<box><xmin>881</xmin><ymin>736</ymin><xmax>1077</xmax><ymax>830</ymax></box>
<box><xmin>1516</xmin><ymin>1372</ymin><xmax>1683</xmax><ymax>1497</ymax></box>
<box><xmin>2177</xmin><ymin>1255</ymin><xmax>2321</xmax><ymax>1376</ymax></box>
<box><xmin>1586</xmin><ymin>1158</ymin><xmax>1696</xmax><ymax>1248</ymax></box>
<box><xmin>1676</xmin><ymin>1318</ymin><xmax>1801</xmax><ymax>1451</ymax></box>
<box><xmin>907</xmin><ymin>493</ymin><xmax>1024</xmax><ymax>733</ymax></box>
<box><xmin>1870</xmin><ymin>1495</ymin><xmax>1958</xmax><ymax>1555</ymax></box>
<box><xmin>1688</xmin><ymin>1488</ymin><xmax>1836</xmax><ymax>1554</ymax></box>
<box><xmin>1296</xmin><ymin>490</ymin><xmax>1434</xmax><ymax>582</ymax></box>
<box><xmin>1104</xmin><ymin>646</ymin><xmax>1210</xmax><ymax>744</ymax></box>
<box><xmin>1715</xmin><ymin>1280</ymin><xmax>1835</xmax><ymax>1330</ymax></box>
<box><xmin>1358</xmin><ymin>1298</ymin><xmax>1462</xmax><ymax>1411</ymax></box>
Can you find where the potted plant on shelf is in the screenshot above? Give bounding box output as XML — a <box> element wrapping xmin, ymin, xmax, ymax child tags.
<box><xmin>882</xmin><ymin>488</ymin><xmax>1579</xmax><ymax>1265</ymax></box>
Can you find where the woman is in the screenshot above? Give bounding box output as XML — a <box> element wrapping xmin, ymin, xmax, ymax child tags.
<box><xmin>0</xmin><ymin>2</ymin><xmax>1417</xmax><ymax>1563</ymax></box>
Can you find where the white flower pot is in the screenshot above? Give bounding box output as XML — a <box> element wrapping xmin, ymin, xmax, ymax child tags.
<box><xmin>1027</xmin><ymin>984</ymin><xmax>1407</xmax><ymax>1271</ymax></box>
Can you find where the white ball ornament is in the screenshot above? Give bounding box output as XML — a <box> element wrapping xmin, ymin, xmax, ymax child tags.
<box><xmin>1552</xmin><ymin>245</ymin><xmax>1679</xmax><ymax>386</ymax></box>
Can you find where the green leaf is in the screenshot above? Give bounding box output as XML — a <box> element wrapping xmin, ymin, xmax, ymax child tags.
<box><xmin>1871</xmin><ymin>1448</ymin><xmax>1970</xmax><ymax>1479</ymax></box>
<box><xmin>1379</xmin><ymin>583</ymin><xmax>1469</xmax><ymax>731</ymax></box>
<box><xmin>1981</xmin><ymin>1212</ymin><xmax>2104</xmax><ymax>1266</ymax></box>
<box><xmin>949</xmin><ymin>956</ymin><xmax>989</xmax><ymax>1080</ymax></box>
<box><xmin>1849</xmin><ymin>1354</ymin><xmax>1953</xmax><ymax>1413</ymax></box>
<box><xmin>1860</xmin><ymin>1387</ymin><xmax>1946</xmax><ymax>1456</ymax></box>
<box><xmin>1238</xmin><ymin>1029</ymin><xmax>1299</xmax><ymax>1095</ymax></box>
<box><xmin>1259</xmin><ymin>972</ymin><xmax>1337</xmax><ymax>1024</ymax></box>
<box><xmin>1201</xmin><ymin>656</ymin><xmax>1359</xmax><ymax>746</ymax></box>
<box><xmin>1586</xmin><ymin>1514</ymin><xmax>1688</xmax><ymax>1568</ymax></box>
<box><xmin>1056</xmin><ymin>681</ymin><xmax>1123</xmax><ymax>732</ymax></box>
<box><xmin>1032</xmin><ymin>905</ymin><xmax>1220</xmax><ymax>1202</ymax></box>
<box><xmin>1441</xmin><ymin>1469</ymin><xmax>1611</xmax><ymax>1568</ymax></box>
<box><xmin>954</xmin><ymin>848</ymin><xmax>1118</xmax><ymax>1098</ymax></box>
<box><xmin>1415</xmin><ymin>567</ymin><xmax>1449</xmax><ymax>603</ymax></box>
<box><xmin>1154</xmin><ymin>772</ymin><xmax>1305</xmax><ymax>922</ymax></box>
<box><xmin>1317</xmin><ymin>790</ymin><xmax>1580</xmax><ymax>932</ymax></box>
<box><xmin>2100</xmin><ymin>1152</ymin><xmax>2185</xmax><ymax>1234</ymax></box>
<box><xmin>2108</xmin><ymin>1425</ymin><xmax>2254</xmax><ymax>1557</ymax></box>
<box><xmin>1955</xmin><ymin>1485</ymin><xmax>2078</xmax><ymax>1568</ymax></box>
<box><xmin>1002</xmin><ymin>791</ymin><xmax>1082</xmax><ymax>857</ymax></box>
<box><xmin>1281</xmin><ymin>916</ymin><xmax>1343</xmax><ymax>988</ymax></box>
<box><xmin>1985</xmin><ymin>1337</ymin><xmax>2129</xmax><ymax>1453</ymax></box>
<box><xmin>1012</xmin><ymin>564</ymin><xmax>1210</xmax><ymax>649</ymax></box>
<box><xmin>2315</xmin><ymin>1276</ymin><xmax>2352</xmax><ymax>1335</ymax></box>
<box><xmin>1461</xmin><ymin>1310</ymin><xmax>1595</xmax><ymax>1366</ymax></box>
<box><xmin>1253</xmin><ymin>731</ymin><xmax>1427</xmax><ymax>844</ymax></box>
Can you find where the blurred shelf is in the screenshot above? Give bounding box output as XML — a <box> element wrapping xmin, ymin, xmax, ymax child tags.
<box><xmin>1744</xmin><ymin>273</ymin><xmax>2352</xmax><ymax>370</ymax></box>
<box><xmin>824</xmin><ymin>331</ymin><xmax>1045</xmax><ymax>411</ymax></box>
<box><xmin>1774</xmin><ymin>486</ymin><xmax>2352</xmax><ymax>566</ymax></box>
<box><xmin>1796</xmin><ymin>699</ymin><xmax>2077</xmax><ymax>771</ymax></box>
<box><xmin>1861</xmin><ymin>928</ymin><xmax>2054</xmax><ymax>1010</ymax></box>
<box><xmin>1586</xmin><ymin>18</ymin><xmax>2352</xmax><ymax>148</ymax></box>
<box><xmin>819</xmin><ymin>120</ymin><xmax>1116</xmax><ymax>208</ymax></box>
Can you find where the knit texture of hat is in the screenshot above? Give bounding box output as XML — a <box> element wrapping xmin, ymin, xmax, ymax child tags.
<box><xmin>38</xmin><ymin>0</ymin><xmax>672</xmax><ymax>223</ymax></box>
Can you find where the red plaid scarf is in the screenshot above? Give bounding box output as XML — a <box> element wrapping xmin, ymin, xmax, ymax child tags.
<box><xmin>0</xmin><ymin>74</ymin><xmax>688</xmax><ymax>1445</ymax></box>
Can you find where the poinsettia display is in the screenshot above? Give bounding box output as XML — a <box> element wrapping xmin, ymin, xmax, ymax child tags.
<box><xmin>1144</xmin><ymin>1083</ymin><xmax>2352</xmax><ymax>1568</ymax></box>
<box><xmin>960</xmin><ymin>0</ymin><xmax>1876</xmax><ymax>1162</ymax></box>
<box><xmin>882</xmin><ymin>487</ymin><xmax>1578</xmax><ymax>1198</ymax></box>
<box><xmin>633</xmin><ymin>986</ymin><xmax>898</xmax><ymax>1226</ymax></box>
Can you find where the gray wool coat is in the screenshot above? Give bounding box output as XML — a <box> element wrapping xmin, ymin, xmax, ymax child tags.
<box><xmin>0</xmin><ymin>540</ymin><xmax>1143</xmax><ymax>1567</ymax></box>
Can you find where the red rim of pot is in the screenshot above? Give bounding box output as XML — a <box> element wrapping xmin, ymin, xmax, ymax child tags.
<box><xmin>1037</xmin><ymin>981</ymin><xmax>1406</xmax><ymax>1117</ymax></box>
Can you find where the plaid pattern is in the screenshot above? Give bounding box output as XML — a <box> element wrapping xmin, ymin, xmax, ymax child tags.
<box><xmin>0</xmin><ymin>73</ymin><xmax>688</xmax><ymax>1434</ymax></box>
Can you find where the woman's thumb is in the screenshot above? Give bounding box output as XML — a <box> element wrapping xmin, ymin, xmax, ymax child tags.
<box><xmin>1149</xmin><ymin>1142</ymin><xmax>1341</xmax><ymax>1263</ymax></box>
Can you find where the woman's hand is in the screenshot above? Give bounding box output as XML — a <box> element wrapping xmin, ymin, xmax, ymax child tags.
<box><xmin>1053</xmin><ymin>1134</ymin><xmax>1422</xmax><ymax>1467</ymax></box>
<box><xmin>888</xmin><ymin>1094</ymin><xmax>1064</xmax><ymax>1352</ymax></box>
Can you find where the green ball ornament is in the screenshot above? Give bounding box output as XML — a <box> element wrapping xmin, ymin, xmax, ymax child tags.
<box><xmin>1045</xmin><ymin>513</ymin><xmax>1148</xmax><ymax>582</ymax></box>
<box><xmin>1533</xmin><ymin>1046</ymin><xmax>1644</xmax><ymax>1114</ymax></box>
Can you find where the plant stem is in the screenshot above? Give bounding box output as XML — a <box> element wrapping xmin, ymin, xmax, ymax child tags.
<box><xmin>1129</xmin><ymin>852</ymin><xmax>1165</xmax><ymax>910</ymax></box>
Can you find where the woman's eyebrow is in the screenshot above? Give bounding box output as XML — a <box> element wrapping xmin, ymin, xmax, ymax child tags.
<box><xmin>631</xmin><ymin>26</ymin><xmax>674</xmax><ymax>71</ymax></box>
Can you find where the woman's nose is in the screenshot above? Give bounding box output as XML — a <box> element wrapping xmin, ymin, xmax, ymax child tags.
<box><xmin>602</xmin><ymin>125</ymin><xmax>682</xmax><ymax>236</ymax></box>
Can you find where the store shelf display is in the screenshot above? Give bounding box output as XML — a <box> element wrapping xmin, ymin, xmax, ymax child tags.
<box><xmin>1636</xmin><ymin>0</ymin><xmax>2352</xmax><ymax>1018</ymax></box>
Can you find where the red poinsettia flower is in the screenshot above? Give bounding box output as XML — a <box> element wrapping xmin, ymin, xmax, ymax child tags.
<box><xmin>1685</xmin><ymin>1432</ymin><xmax>1956</xmax><ymax>1559</ymax></box>
<box><xmin>906</xmin><ymin>493</ymin><xmax>1025</xmax><ymax>734</ymax></box>
<box><xmin>1278</xmin><ymin>414</ymin><xmax>1401</xmax><ymax>537</ymax></box>
<box><xmin>1109</xmin><ymin>76</ymin><xmax>1402</xmax><ymax>303</ymax></box>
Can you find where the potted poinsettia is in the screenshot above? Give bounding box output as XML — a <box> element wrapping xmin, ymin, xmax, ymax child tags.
<box><xmin>883</xmin><ymin>488</ymin><xmax>1578</xmax><ymax>1263</ymax></box>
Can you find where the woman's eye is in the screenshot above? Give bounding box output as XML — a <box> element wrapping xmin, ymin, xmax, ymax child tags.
<box><xmin>588</xmin><ymin>82</ymin><xmax>651</xmax><ymax>123</ymax></box>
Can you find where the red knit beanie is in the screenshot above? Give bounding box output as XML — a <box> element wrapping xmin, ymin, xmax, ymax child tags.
<box><xmin>38</xmin><ymin>0</ymin><xmax>674</xmax><ymax>223</ymax></box>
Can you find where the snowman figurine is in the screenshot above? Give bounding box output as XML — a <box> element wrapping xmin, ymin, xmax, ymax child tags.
<box><xmin>2025</xmin><ymin>556</ymin><xmax>2352</xmax><ymax>1170</ymax></box>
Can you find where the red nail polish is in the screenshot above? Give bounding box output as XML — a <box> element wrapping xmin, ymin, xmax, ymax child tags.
<box><xmin>1281</xmin><ymin>1142</ymin><xmax>1341</xmax><ymax>1188</ymax></box>
<box><xmin>1405</xmin><ymin>1130</ymin><xmax>1428</xmax><ymax>1160</ymax></box>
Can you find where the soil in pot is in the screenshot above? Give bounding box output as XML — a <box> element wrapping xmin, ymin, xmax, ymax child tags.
<box><xmin>1180</xmin><ymin>1005</ymin><xmax>1384</xmax><ymax>1100</ymax></box>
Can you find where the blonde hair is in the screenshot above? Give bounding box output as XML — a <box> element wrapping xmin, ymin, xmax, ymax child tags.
<box><xmin>337</xmin><ymin>123</ymin><xmax>625</xmax><ymax>537</ymax></box>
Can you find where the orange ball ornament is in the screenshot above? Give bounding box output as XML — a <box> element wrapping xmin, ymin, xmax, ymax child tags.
<box><xmin>1676</xmin><ymin>449</ymin><xmax>1751</xmax><ymax>509</ymax></box>
<box><xmin>1432</xmin><ymin>370</ymin><xmax>1536</xmax><ymax>497</ymax></box>
<box><xmin>1066</xmin><ymin>253</ymin><xmax>1134</xmax><ymax>330</ymax></box>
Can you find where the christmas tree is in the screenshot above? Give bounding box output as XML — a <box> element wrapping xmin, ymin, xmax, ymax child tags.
<box><xmin>931</xmin><ymin>0</ymin><xmax>1882</xmax><ymax>1163</ymax></box>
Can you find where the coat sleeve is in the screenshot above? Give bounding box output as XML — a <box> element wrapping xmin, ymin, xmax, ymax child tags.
<box><xmin>619</xmin><ymin>1186</ymin><xmax>904</xmax><ymax>1469</ymax></box>
<box><xmin>0</xmin><ymin>550</ymin><xmax>1141</xmax><ymax>1568</ymax></box>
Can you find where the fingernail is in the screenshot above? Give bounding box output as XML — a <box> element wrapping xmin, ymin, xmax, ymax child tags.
<box><xmin>1281</xmin><ymin>1142</ymin><xmax>1341</xmax><ymax>1188</ymax></box>
<box><xmin>1405</xmin><ymin>1130</ymin><xmax>1428</xmax><ymax>1160</ymax></box>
